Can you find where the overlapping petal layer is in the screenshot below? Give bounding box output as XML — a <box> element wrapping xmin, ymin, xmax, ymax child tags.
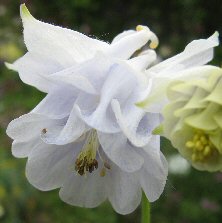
<box><xmin>6</xmin><ymin>4</ymin><xmax>169</xmax><ymax>214</ymax></box>
<box><xmin>7</xmin><ymin>3</ymin><xmax>219</xmax><ymax>214</ymax></box>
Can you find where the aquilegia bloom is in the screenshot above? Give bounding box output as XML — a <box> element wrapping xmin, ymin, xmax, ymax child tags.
<box><xmin>160</xmin><ymin>66</ymin><xmax>222</xmax><ymax>172</ymax></box>
<box><xmin>6</xmin><ymin>4</ymin><xmax>167</xmax><ymax>214</ymax></box>
<box><xmin>6</xmin><ymin>4</ymin><xmax>219</xmax><ymax>214</ymax></box>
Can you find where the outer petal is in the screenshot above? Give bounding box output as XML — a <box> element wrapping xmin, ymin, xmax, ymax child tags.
<box><xmin>6</xmin><ymin>113</ymin><xmax>63</xmax><ymax>142</ymax></box>
<box><xmin>107</xmin><ymin>29</ymin><xmax>154</xmax><ymax>59</ymax></box>
<box><xmin>147</xmin><ymin>32</ymin><xmax>219</xmax><ymax>74</ymax></box>
<box><xmin>45</xmin><ymin>54</ymin><xmax>113</xmax><ymax>95</ymax></box>
<box><xmin>33</xmin><ymin>87</ymin><xmax>77</xmax><ymax>119</ymax></box>
<box><xmin>20</xmin><ymin>4</ymin><xmax>109</xmax><ymax>66</ymax></box>
<box><xmin>59</xmin><ymin>162</ymin><xmax>107</xmax><ymax>208</ymax></box>
<box><xmin>107</xmin><ymin>165</ymin><xmax>142</xmax><ymax>215</ymax></box>
<box><xmin>97</xmin><ymin>132</ymin><xmax>144</xmax><ymax>172</ymax></box>
<box><xmin>128</xmin><ymin>50</ymin><xmax>157</xmax><ymax>71</ymax></box>
<box><xmin>6</xmin><ymin>52</ymin><xmax>62</xmax><ymax>92</ymax></box>
<box><xmin>111</xmin><ymin>99</ymin><xmax>152</xmax><ymax>147</ymax></box>
<box><xmin>12</xmin><ymin>137</ymin><xmax>40</xmax><ymax>158</ymax></box>
<box><xmin>111</xmin><ymin>30</ymin><xmax>135</xmax><ymax>44</ymax></box>
<box><xmin>139</xmin><ymin>137</ymin><xmax>168</xmax><ymax>202</ymax></box>
<box><xmin>26</xmin><ymin>141</ymin><xmax>82</xmax><ymax>191</ymax></box>
<box><xmin>40</xmin><ymin>106</ymin><xmax>87</xmax><ymax>145</ymax></box>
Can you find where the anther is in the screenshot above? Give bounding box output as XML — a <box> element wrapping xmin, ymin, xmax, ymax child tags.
<box><xmin>104</xmin><ymin>162</ymin><xmax>111</xmax><ymax>170</ymax></box>
<box><xmin>192</xmin><ymin>154</ymin><xmax>197</xmax><ymax>162</ymax></box>
<box><xmin>203</xmin><ymin>146</ymin><xmax>211</xmax><ymax>156</ymax></box>
<box><xmin>42</xmin><ymin>128</ymin><xmax>47</xmax><ymax>134</ymax></box>
<box><xmin>185</xmin><ymin>141</ymin><xmax>194</xmax><ymax>148</ymax></box>
<box><xmin>78</xmin><ymin>167</ymin><xmax>85</xmax><ymax>176</ymax></box>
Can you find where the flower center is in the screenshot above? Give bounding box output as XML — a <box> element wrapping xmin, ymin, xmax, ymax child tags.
<box><xmin>75</xmin><ymin>130</ymin><xmax>99</xmax><ymax>176</ymax></box>
<box><xmin>75</xmin><ymin>130</ymin><xmax>111</xmax><ymax>177</ymax></box>
<box><xmin>185</xmin><ymin>130</ymin><xmax>218</xmax><ymax>162</ymax></box>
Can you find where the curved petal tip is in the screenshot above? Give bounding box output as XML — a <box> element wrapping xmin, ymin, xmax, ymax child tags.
<box><xmin>4</xmin><ymin>62</ymin><xmax>16</xmax><ymax>71</ymax></box>
<box><xmin>213</xmin><ymin>31</ymin><xmax>219</xmax><ymax>38</ymax></box>
<box><xmin>20</xmin><ymin>4</ymin><xmax>33</xmax><ymax>19</ymax></box>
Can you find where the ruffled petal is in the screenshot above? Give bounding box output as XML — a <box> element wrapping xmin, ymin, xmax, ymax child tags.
<box><xmin>111</xmin><ymin>99</ymin><xmax>157</xmax><ymax>147</ymax></box>
<box><xmin>128</xmin><ymin>50</ymin><xmax>157</xmax><ymax>71</ymax></box>
<box><xmin>139</xmin><ymin>138</ymin><xmax>168</xmax><ymax>202</ymax></box>
<box><xmin>20</xmin><ymin>4</ymin><xmax>109</xmax><ymax>66</ymax></box>
<box><xmin>148</xmin><ymin>32</ymin><xmax>219</xmax><ymax>74</ymax></box>
<box><xmin>6</xmin><ymin>113</ymin><xmax>62</xmax><ymax>141</ymax></box>
<box><xmin>12</xmin><ymin>137</ymin><xmax>40</xmax><ymax>158</ymax></box>
<box><xmin>26</xmin><ymin>141</ymin><xmax>82</xmax><ymax>191</ymax></box>
<box><xmin>76</xmin><ymin>62</ymin><xmax>137</xmax><ymax>133</ymax></box>
<box><xmin>107</xmin><ymin>165</ymin><xmax>142</xmax><ymax>215</ymax></box>
<box><xmin>107</xmin><ymin>28</ymin><xmax>155</xmax><ymax>59</ymax></box>
<box><xmin>41</xmin><ymin>106</ymin><xmax>87</xmax><ymax>145</ymax></box>
<box><xmin>97</xmin><ymin>132</ymin><xmax>144</xmax><ymax>172</ymax></box>
<box><xmin>33</xmin><ymin>88</ymin><xmax>77</xmax><ymax>119</ymax></box>
<box><xmin>6</xmin><ymin>52</ymin><xmax>62</xmax><ymax>92</ymax></box>
<box><xmin>111</xmin><ymin>30</ymin><xmax>135</xmax><ymax>44</ymax></box>
<box><xmin>45</xmin><ymin>54</ymin><xmax>113</xmax><ymax>95</ymax></box>
<box><xmin>59</xmin><ymin>163</ymin><xmax>107</xmax><ymax>208</ymax></box>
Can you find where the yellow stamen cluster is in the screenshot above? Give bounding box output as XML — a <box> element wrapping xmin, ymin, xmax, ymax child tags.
<box><xmin>185</xmin><ymin>130</ymin><xmax>218</xmax><ymax>162</ymax></box>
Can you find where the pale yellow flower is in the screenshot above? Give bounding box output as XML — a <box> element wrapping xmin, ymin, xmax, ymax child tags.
<box><xmin>162</xmin><ymin>66</ymin><xmax>222</xmax><ymax>171</ymax></box>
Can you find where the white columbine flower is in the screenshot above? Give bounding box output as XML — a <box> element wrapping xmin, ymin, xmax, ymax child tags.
<box><xmin>6</xmin><ymin>4</ymin><xmax>219</xmax><ymax>214</ymax></box>
<box><xmin>6</xmin><ymin>4</ymin><xmax>167</xmax><ymax>214</ymax></box>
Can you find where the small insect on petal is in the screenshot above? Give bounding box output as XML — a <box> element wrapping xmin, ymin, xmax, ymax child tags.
<box><xmin>42</xmin><ymin>128</ymin><xmax>47</xmax><ymax>134</ymax></box>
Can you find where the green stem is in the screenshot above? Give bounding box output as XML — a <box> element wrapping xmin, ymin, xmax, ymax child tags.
<box><xmin>141</xmin><ymin>192</ymin><xmax>151</xmax><ymax>223</ymax></box>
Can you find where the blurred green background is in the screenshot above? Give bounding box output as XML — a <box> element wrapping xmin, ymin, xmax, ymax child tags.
<box><xmin>0</xmin><ymin>0</ymin><xmax>222</xmax><ymax>222</ymax></box>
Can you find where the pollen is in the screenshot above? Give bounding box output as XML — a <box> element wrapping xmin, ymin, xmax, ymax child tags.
<box><xmin>185</xmin><ymin>130</ymin><xmax>218</xmax><ymax>163</ymax></box>
<box><xmin>149</xmin><ymin>40</ymin><xmax>158</xmax><ymax>49</ymax></box>
<box><xmin>136</xmin><ymin>25</ymin><xmax>144</xmax><ymax>32</ymax></box>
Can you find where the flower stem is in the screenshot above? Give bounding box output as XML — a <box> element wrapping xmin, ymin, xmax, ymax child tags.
<box><xmin>141</xmin><ymin>192</ymin><xmax>151</xmax><ymax>223</ymax></box>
